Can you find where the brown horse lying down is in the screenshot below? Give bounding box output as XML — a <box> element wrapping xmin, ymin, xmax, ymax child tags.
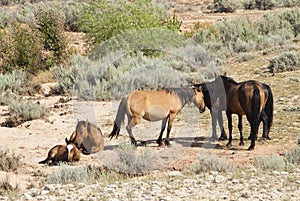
<box><xmin>39</xmin><ymin>142</ymin><xmax>81</xmax><ymax>165</ymax></box>
<box><xmin>66</xmin><ymin>120</ymin><xmax>105</xmax><ymax>155</ymax></box>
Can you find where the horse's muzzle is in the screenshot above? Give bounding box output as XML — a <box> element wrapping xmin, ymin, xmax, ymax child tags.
<box><xmin>199</xmin><ymin>107</ymin><xmax>206</xmax><ymax>113</ymax></box>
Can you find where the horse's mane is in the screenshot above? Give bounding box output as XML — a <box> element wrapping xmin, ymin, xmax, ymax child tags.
<box><xmin>220</xmin><ymin>75</ymin><xmax>238</xmax><ymax>85</ymax></box>
<box><xmin>163</xmin><ymin>87</ymin><xmax>195</xmax><ymax>105</ymax></box>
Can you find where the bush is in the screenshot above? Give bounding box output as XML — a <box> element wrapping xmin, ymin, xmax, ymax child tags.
<box><xmin>209</xmin><ymin>0</ymin><xmax>240</xmax><ymax>13</ymax></box>
<box><xmin>2</xmin><ymin>100</ymin><xmax>48</xmax><ymax>127</ymax></box>
<box><xmin>0</xmin><ymin>23</ymin><xmax>44</xmax><ymax>74</ymax></box>
<box><xmin>34</xmin><ymin>8</ymin><xmax>68</xmax><ymax>65</ymax></box>
<box><xmin>47</xmin><ymin>164</ymin><xmax>122</xmax><ymax>184</ymax></box>
<box><xmin>253</xmin><ymin>155</ymin><xmax>286</xmax><ymax>170</ymax></box>
<box><xmin>283</xmin><ymin>146</ymin><xmax>300</xmax><ymax>165</ymax></box>
<box><xmin>268</xmin><ymin>51</ymin><xmax>300</xmax><ymax>73</ymax></box>
<box><xmin>255</xmin><ymin>0</ymin><xmax>277</xmax><ymax>10</ymax></box>
<box><xmin>0</xmin><ymin>149</ymin><xmax>21</xmax><ymax>172</ymax></box>
<box><xmin>189</xmin><ymin>155</ymin><xmax>233</xmax><ymax>173</ymax></box>
<box><xmin>105</xmin><ymin>143</ymin><xmax>153</xmax><ymax>177</ymax></box>
<box><xmin>78</xmin><ymin>0</ymin><xmax>181</xmax><ymax>50</ymax></box>
<box><xmin>47</xmin><ymin>164</ymin><xmax>93</xmax><ymax>184</ymax></box>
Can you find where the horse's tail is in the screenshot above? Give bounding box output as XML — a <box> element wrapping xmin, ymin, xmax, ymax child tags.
<box><xmin>264</xmin><ymin>84</ymin><xmax>274</xmax><ymax>131</ymax></box>
<box><xmin>108</xmin><ymin>96</ymin><xmax>128</xmax><ymax>140</ymax></box>
<box><xmin>251</xmin><ymin>87</ymin><xmax>261</xmax><ymax>137</ymax></box>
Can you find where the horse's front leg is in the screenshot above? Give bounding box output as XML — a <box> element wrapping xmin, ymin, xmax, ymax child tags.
<box><xmin>164</xmin><ymin>113</ymin><xmax>177</xmax><ymax>147</ymax></box>
<box><xmin>126</xmin><ymin>117</ymin><xmax>140</xmax><ymax>146</ymax></box>
<box><xmin>217</xmin><ymin>110</ymin><xmax>227</xmax><ymax>141</ymax></box>
<box><xmin>157</xmin><ymin>117</ymin><xmax>168</xmax><ymax>146</ymax></box>
<box><xmin>226</xmin><ymin>110</ymin><xmax>233</xmax><ymax>147</ymax></box>
<box><xmin>210</xmin><ymin>109</ymin><xmax>218</xmax><ymax>141</ymax></box>
<box><xmin>238</xmin><ymin>115</ymin><xmax>244</xmax><ymax>146</ymax></box>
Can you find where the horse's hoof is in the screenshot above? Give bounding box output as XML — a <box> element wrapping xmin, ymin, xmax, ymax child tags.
<box><xmin>218</xmin><ymin>136</ymin><xmax>227</xmax><ymax>141</ymax></box>
<box><xmin>248</xmin><ymin>146</ymin><xmax>254</xmax><ymax>151</ymax></box>
<box><xmin>226</xmin><ymin>143</ymin><xmax>232</xmax><ymax>147</ymax></box>
<box><xmin>210</xmin><ymin>137</ymin><xmax>218</xmax><ymax>142</ymax></box>
<box><xmin>239</xmin><ymin>142</ymin><xmax>244</xmax><ymax>146</ymax></box>
<box><xmin>157</xmin><ymin>139</ymin><xmax>165</xmax><ymax>147</ymax></box>
<box><xmin>165</xmin><ymin>140</ymin><xmax>172</xmax><ymax>147</ymax></box>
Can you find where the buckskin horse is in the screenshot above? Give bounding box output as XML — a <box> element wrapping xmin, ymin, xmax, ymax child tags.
<box><xmin>67</xmin><ymin>120</ymin><xmax>105</xmax><ymax>154</ymax></box>
<box><xmin>108</xmin><ymin>87</ymin><xmax>206</xmax><ymax>147</ymax></box>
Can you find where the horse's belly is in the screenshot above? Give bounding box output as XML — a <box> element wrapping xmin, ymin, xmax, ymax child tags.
<box><xmin>143</xmin><ymin>106</ymin><xmax>168</xmax><ymax>121</ymax></box>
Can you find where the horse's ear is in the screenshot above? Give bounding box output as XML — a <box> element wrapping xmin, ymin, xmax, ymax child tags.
<box><xmin>223</xmin><ymin>72</ymin><xmax>227</xmax><ymax>76</ymax></box>
<box><xmin>65</xmin><ymin>137</ymin><xmax>69</xmax><ymax>144</ymax></box>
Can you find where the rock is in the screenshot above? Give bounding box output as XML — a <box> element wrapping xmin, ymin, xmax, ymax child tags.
<box><xmin>215</xmin><ymin>175</ymin><xmax>226</xmax><ymax>183</ymax></box>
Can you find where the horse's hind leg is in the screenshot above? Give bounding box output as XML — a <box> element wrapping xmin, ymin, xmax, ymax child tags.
<box><xmin>238</xmin><ymin>115</ymin><xmax>244</xmax><ymax>146</ymax></box>
<box><xmin>126</xmin><ymin>117</ymin><xmax>140</xmax><ymax>146</ymax></box>
<box><xmin>260</xmin><ymin>110</ymin><xmax>271</xmax><ymax>140</ymax></box>
<box><xmin>157</xmin><ymin>117</ymin><xmax>168</xmax><ymax>146</ymax></box>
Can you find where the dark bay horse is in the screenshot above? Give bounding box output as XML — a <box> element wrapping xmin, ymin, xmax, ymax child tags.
<box><xmin>108</xmin><ymin>87</ymin><xmax>206</xmax><ymax>146</ymax></box>
<box><xmin>220</xmin><ymin>75</ymin><xmax>273</xmax><ymax>150</ymax></box>
<box><xmin>195</xmin><ymin>75</ymin><xmax>273</xmax><ymax>150</ymax></box>
<box><xmin>39</xmin><ymin>142</ymin><xmax>81</xmax><ymax>165</ymax></box>
<box><xmin>67</xmin><ymin>120</ymin><xmax>105</xmax><ymax>155</ymax></box>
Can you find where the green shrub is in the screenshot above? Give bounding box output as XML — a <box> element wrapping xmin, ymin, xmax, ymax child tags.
<box><xmin>78</xmin><ymin>0</ymin><xmax>181</xmax><ymax>50</ymax></box>
<box><xmin>2</xmin><ymin>100</ymin><xmax>48</xmax><ymax>127</ymax></box>
<box><xmin>268</xmin><ymin>51</ymin><xmax>300</xmax><ymax>73</ymax></box>
<box><xmin>243</xmin><ymin>0</ymin><xmax>256</xmax><ymax>9</ymax></box>
<box><xmin>0</xmin><ymin>149</ymin><xmax>21</xmax><ymax>172</ymax></box>
<box><xmin>209</xmin><ymin>0</ymin><xmax>240</xmax><ymax>13</ymax></box>
<box><xmin>189</xmin><ymin>155</ymin><xmax>233</xmax><ymax>173</ymax></box>
<box><xmin>34</xmin><ymin>8</ymin><xmax>68</xmax><ymax>65</ymax></box>
<box><xmin>0</xmin><ymin>23</ymin><xmax>44</xmax><ymax>74</ymax></box>
<box><xmin>255</xmin><ymin>0</ymin><xmax>277</xmax><ymax>10</ymax></box>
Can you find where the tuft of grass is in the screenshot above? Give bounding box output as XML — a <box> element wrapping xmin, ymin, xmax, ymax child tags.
<box><xmin>47</xmin><ymin>164</ymin><xmax>123</xmax><ymax>185</ymax></box>
<box><xmin>253</xmin><ymin>155</ymin><xmax>286</xmax><ymax>170</ymax></box>
<box><xmin>189</xmin><ymin>155</ymin><xmax>233</xmax><ymax>173</ymax></box>
<box><xmin>2</xmin><ymin>100</ymin><xmax>48</xmax><ymax>127</ymax></box>
<box><xmin>0</xmin><ymin>149</ymin><xmax>22</xmax><ymax>172</ymax></box>
<box><xmin>282</xmin><ymin>146</ymin><xmax>300</xmax><ymax>165</ymax></box>
<box><xmin>0</xmin><ymin>176</ymin><xmax>19</xmax><ymax>197</ymax></box>
<box><xmin>110</xmin><ymin>143</ymin><xmax>153</xmax><ymax>177</ymax></box>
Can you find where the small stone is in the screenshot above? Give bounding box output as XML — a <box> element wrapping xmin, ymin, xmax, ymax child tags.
<box><xmin>215</xmin><ymin>175</ymin><xmax>226</xmax><ymax>183</ymax></box>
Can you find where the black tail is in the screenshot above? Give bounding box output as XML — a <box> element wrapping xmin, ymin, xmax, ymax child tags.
<box><xmin>264</xmin><ymin>85</ymin><xmax>274</xmax><ymax>132</ymax></box>
<box><xmin>251</xmin><ymin>88</ymin><xmax>261</xmax><ymax>138</ymax></box>
<box><xmin>108</xmin><ymin>96</ymin><xmax>128</xmax><ymax>140</ymax></box>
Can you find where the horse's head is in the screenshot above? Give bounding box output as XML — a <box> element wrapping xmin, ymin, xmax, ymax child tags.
<box><xmin>192</xmin><ymin>86</ymin><xmax>206</xmax><ymax>113</ymax></box>
<box><xmin>66</xmin><ymin>143</ymin><xmax>81</xmax><ymax>162</ymax></box>
<box><xmin>66</xmin><ymin>120</ymin><xmax>89</xmax><ymax>150</ymax></box>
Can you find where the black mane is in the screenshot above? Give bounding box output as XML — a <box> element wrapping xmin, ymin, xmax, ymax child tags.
<box><xmin>164</xmin><ymin>87</ymin><xmax>195</xmax><ymax>106</ymax></box>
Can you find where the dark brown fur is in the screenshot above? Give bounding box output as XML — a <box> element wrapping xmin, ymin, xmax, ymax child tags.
<box><xmin>67</xmin><ymin>120</ymin><xmax>105</xmax><ymax>155</ymax></box>
<box><xmin>39</xmin><ymin>143</ymin><xmax>81</xmax><ymax>165</ymax></box>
